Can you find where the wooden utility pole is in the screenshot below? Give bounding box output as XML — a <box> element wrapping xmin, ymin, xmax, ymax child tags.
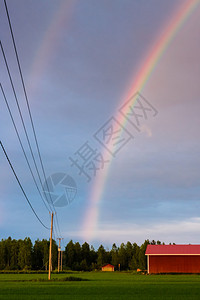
<box><xmin>61</xmin><ymin>251</ymin><xmax>63</xmax><ymax>271</ymax></box>
<box><xmin>58</xmin><ymin>248</ymin><xmax>60</xmax><ymax>273</ymax></box>
<box><xmin>48</xmin><ymin>212</ymin><xmax>54</xmax><ymax>280</ymax></box>
<box><xmin>57</xmin><ymin>238</ymin><xmax>63</xmax><ymax>272</ymax></box>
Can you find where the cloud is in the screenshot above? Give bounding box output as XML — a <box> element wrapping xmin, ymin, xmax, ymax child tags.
<box><xmin>66</xmin><ymin>217</ymin><xmax>200</xmax><ymax>246</ymax></box>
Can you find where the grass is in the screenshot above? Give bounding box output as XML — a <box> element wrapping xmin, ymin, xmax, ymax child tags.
<box><xmin>0</xmin><ymin>272</ymin><xmax>200</xmax><ymax>299</ymax></box>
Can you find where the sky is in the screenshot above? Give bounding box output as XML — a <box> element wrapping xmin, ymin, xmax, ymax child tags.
<box><xmin>0</xmin><ymin>0</ymin><xmax>200</xmax><ymax>250</ymax></box>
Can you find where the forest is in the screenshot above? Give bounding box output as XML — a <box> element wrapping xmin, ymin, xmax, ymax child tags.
<box><xmin>0</xmin><ymin>237</ymin><xmax>168</xmax><ymax>271</ymax></box>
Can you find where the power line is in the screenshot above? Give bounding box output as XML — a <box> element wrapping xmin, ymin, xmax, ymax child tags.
<box><xmin>3</xmin><ymin>0</ymin><xmax>62</xmax><ymax>238</ymax></box>
<box><xmin>3</xmin><ymin>0</ymin><xmax>48</xmax><ymax>193</ymax></box>
<box><xmin>0</xmin><ymin>41</ymin><xmax>49</xmax><ymax>205</ymax></box>
<box><xmin>0</xmin><ymin>83</ymin><xmax>51</xmax><ymax>213</ymax></box>
<box><xmin>0</xmin><ymin>41</ymin><xmax>58</xmax><ymax>234</ymax></box>
<box><xmin>0</xmin><ymin>141</ymin><xmax>50</xmax><ymax>230</ymax></box>
<box><xmin>0</xmin><ymin>40</ymin><xmax>58</xmax><ymax>232</ymax></box>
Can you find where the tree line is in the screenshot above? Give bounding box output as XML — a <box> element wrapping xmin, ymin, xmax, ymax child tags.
<box><xmin>0</xmin><ymin>237</ymin><xmax>167</xmax><ymax>271</ymax></box>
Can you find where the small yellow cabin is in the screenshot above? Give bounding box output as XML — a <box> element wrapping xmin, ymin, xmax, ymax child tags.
<box><xmin>102</xmin><ymin>264</ymin><xmax>114</xmax><ymax>272</ymax></box>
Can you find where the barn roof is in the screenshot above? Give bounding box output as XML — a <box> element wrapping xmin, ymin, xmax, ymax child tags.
<box><xmin>102</xmin><ymin>264</ymin><xmax>114</xmax><ymax>267</ymax></box>
<box><xmin>145</xmin><ymin>245</ymin><xmax>200</xmax><ymax>255</ymax></box>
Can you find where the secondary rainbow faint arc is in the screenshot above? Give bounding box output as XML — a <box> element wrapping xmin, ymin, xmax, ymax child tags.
<box><xmin>82</xmin><ymin>0</ymin><xmax>200</xmax><ymax>242</ymax></box>
<box><xmin>27</xmin><ymin>0</ymin><xmax>76</xmax><ymax>97</ymax></box>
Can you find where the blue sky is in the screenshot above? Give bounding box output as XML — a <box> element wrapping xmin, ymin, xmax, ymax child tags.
<box><xmin>0</xmin><ymin>0</ymin><xmax>200</xmax><ymax>249</ymax></box>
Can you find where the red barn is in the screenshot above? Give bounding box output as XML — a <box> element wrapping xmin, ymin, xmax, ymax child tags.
<box><xmin>145</xmin><ymin>245</ymin><xmax>200</xmax><ymax>274</ymax></box>
<box><xmin>102</xmin><ymin>264</ymin><xmax>114</xmax><ymax>272</ymax></box>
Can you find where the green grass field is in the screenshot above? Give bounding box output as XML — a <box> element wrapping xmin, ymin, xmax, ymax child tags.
<box><xmin>0</xmin><ymin>272</ymin><xmax>200</xmax><ymax>299</ymax></box>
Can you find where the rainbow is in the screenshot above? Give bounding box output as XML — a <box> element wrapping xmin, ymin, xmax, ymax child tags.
<box><xmin>27</xmin><ymin>0</ymin><xmax>76</xmax><ymax>97</ymax></box>
<box><xmin>82</xmin><ymin>0</ymin><xmax>199</xmax><ymax>242</ymax></box>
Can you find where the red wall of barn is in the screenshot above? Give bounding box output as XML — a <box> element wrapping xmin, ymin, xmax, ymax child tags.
<box><xmin>149</xmin><ymin>255</ymin><xmax>200</xmax><ymax>273</ymax></box>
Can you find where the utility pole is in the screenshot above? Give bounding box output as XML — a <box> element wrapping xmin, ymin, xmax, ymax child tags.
<box><xmin>57</xmin><ymin>238</ymin><xmax>63</xmax><ymax>272</ymax></box>
<box><xmin>48</xmin><ymin>212</ymin><xmax>54</xmax><ymax>280</ymax></box>
<box><xmin>61</xmin><ymin>251</ymin><xmax>63</xmax><ymax>271</ymax></box>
